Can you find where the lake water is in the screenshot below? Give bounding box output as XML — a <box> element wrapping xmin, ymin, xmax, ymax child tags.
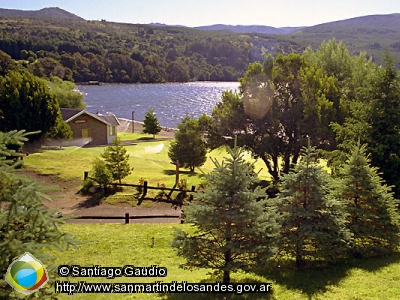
<box><xmin>77</xmin><ymin>82</ymin><xmax>239</xmax><ymax>128</ymax></box>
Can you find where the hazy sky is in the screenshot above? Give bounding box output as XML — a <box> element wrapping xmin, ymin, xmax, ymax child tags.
<box><xmin>1</xmin><ymin>0</ymin><xmax>399</xmax><ymax>27</ymax></box>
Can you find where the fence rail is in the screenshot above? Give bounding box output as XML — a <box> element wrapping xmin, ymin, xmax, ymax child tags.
<box><xmin>75</xmin><ymin>213</ymin><xmax>180</xmax><ymax>224</ymax></box>
<box><xmin>84</xmin><ymin>171</ymin><xmax>196</xmax><ymax>200</ymax></box>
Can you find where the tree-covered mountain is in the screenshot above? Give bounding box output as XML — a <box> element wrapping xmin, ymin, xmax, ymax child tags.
<box><xmin>0</xmin><ymin>8</ymin><xmax>399</xmax><ymax>84</ymax></box>
<box><xmin>194</xmin><ymin>24</ymin><xmax>304</xmax><ymax>35</ymax></box>
<box><xmin>0</xmin><ymin>16</ymin><xmax>304</xmax><ymax>83</ymax></box>
<box><xmin>0</xmin><ymin>7</ymin><xmax>83</xmax><ymax>20</ymax></box>
<box><xmin>292</xmin><ymin>14</ymin><xmax>400</xmax><ymax>65</ymax></box>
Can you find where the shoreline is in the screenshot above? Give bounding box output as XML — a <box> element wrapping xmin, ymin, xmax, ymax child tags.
<box><xmin>117</xmin><ymin>118</ymin><xmax>176</xmax><ymax>138</ymax></box>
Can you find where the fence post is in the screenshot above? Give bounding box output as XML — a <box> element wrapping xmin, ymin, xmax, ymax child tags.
<box><xmin>189</xmin><ymin>185</ymin><xmax>195</xmax><ymax>202</ymax></box>
<box><xmin>84</xmin><ymin>171</ymin><xmax>89</xmax><ymax>181</ymax></box>
<box><xmin>125</xmin><ymin>213</ymin><xmax>130</xmax><ymax>224</ymax></box>
<box><xmin>175</xmin><ymin>161</ymin><xmax>179</xmax><ymax>185</ymax></box>
<box><xmin>142</xmin><ymin>180</ymin><xmax>148</xmax><ymax>198</ymax></box>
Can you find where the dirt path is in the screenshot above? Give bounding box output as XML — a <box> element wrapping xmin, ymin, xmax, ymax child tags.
<box><xmin>18</xmin><ymin>170</ymin><xmax>181</xmax><ymax>223</ymax></box>
<box><xmin>18</xmin><ymin>123</ymin><xmax>181</xmax><ymax>223</ymax></box>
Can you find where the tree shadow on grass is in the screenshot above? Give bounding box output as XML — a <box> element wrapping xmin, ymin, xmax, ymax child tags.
<box><xmin>255</xmin><ymin>253</ymin><xmax>400</xmax><ymax>298</ymax></box>
<box><xmin>136</xmin><ymin>197</ymin><xmax>184</xmax><ymax>209</ymax></box>
<box><xmin>74</xmin><ymin>190</ymin><xmax>108</xmax><ymax>208</ymax></box>
<box><xmin>162</xmin><ymin>169</ymin><xmax>200</xmax><ymax>177</ymax></box>
<box><xmin>137</xmin><ymin>136</ymin><xmax>156</xmax><ymax>141</ymax></box>
<box><xmin>74</xmin><ymin>195</ymin><xmax>104</xmax><ymax>209</ymax></box>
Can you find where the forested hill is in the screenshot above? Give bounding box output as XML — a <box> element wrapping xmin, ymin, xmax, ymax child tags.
<box><xmin>0</xmin><ymin>7</ymin><xmax>83</xmax><ymax>20</ymax></box>
<box><xmin>292</xmin><ymin>14</ymin><xmax>400</xmax><ymax>65</ymax></box>
<box><xmin>194</xmin><ymin>24</ymin><xmax>304</xmax><ymax>35</ymax></box>
<box><xmin>0</xmin><ymin>10</ymin><xmax>399</xmax><ymax>84</ymax></box>
<box><xmin>0</xmin><ymin>17</ymin><xmax>304</xmax><ymax>83</ymax></box>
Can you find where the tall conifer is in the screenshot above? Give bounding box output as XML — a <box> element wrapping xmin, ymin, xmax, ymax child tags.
<box><xmin>172</xmin><ymin>142</ymin><xmax>280</xmax><ymax>283</ymax></box>
<box><xmin>101</xmin><ymin>136</ymin><xmax>131</xmax><ymax>184</ymax></box>
<box><xmin>367</xmin><ymin>53</ymin><xmax>400</xmax><ymax>198</ymax></box>
<box><xmin>333</xmin><ymin>143</ymin><xmax>400</xmax><ymax>257</ymax></box>
<box><xmin>277</xmin><ymin>142</ymin><xmax>351</xmax><ymax>268</ymax></box>
<box><xmin>142</xmin><ymin>108</ymin><xmax>162</xmax><ymax>138</ymax></box>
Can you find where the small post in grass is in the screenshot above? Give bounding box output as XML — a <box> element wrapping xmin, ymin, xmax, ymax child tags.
<box><xmin>142</xmin><ymin>180</ymin><xmax>148</xmax><ymax>198</ymax></box>
<box><xmin>131</xmin><ymin>111</ymin><xmax>135</xmax><ymax>133</ymax></box>
<box><xmin>170</xmin><ymin>160</ymin><xmax>180</xmax><ymax>185</ymax></box>
<box><xmin>125</xmin><ymin>213</ymin><xmax>130</xmax><ymax>224</ymax></box>
<box><xmin>189</xmin><ymin>185</ymin><xmax>195</xmax><ymax>202</ymax></box>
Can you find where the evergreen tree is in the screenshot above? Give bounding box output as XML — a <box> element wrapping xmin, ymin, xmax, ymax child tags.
<box><xmin>0</xmin><ymin>130</ymin><xmax>78</xmax><ymax>298</ymax></box>
<box><xmin>142</xmin><ymin>108</ymin><xmax>162</xmax><ymax>138</ymax></box>
<box><xmin>91</xmin><ymin>157</ymin><xmax>112</xmax><ymax>192</ymax></box>
<box><xmin>168</xmin><ymin>115</ymin><xmax>207</xmax><ymax>172</ymax></box>
<box><xmin>0</xmin><ymin>71</ymin><xmax>61</xmax><ymax>141</ymax></box>
<box><xmin>367</xmin><ymin>53</ymin><xmax>400</xmax><ymax>198</ymax></box>
<box><xmin>171</xmin><ymin>142</ymin><xmax>280</xmax><ymax>283</ymax></box>
<box><xmin>101</xmin><ymin>136</ymin><xmax>131</xmax><ymax>184</ymax></box>
<box><xmin>333</xmin><ymin>143</ymin><xmax>400</xmax><ymax>257</ymax></box>
<box><xmin>277</xmin><ymin>142</ymin><xmax>351</xmax><ymax>268</ymax></box>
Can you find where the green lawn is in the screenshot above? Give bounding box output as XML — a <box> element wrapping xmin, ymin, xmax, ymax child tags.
<box><xmin>39</xmin><ymin>223</ymin><xmax>400</xmax><ymax>300</ymax></box>
<box><xmin>23</xmin><ymin>140</ymin><xmax>272</xmax><ymax>191</ymax></box>
<box><xmin>18</xmin><ymin>139</ymin><xmax>400</xmax><ymax>299</ymax></box>
<box><xmin>118</xmin><ymin>132</ymin><xmax>166</xmax><ymax>141</ymax></box>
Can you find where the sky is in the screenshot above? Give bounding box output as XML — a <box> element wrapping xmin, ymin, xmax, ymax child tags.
<box><xmin>1</xmin><ymin>0</ymin><xmax>399</xmax><ymax>28</ymax></box>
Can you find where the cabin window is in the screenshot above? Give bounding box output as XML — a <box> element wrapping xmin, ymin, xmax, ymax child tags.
<box><xmin>109</xmin><ymin>126</ymin><xmax>116</xmax><ymax>136</ymax></box>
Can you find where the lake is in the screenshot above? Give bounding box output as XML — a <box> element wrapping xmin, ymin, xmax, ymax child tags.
<box><xmin>77</xmin><ymin>82</ymin><xmax>239</xmax><ymax>128</ymax></box>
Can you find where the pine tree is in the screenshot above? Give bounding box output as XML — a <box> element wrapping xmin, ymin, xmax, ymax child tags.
<box><xmin>367</xmin><ymin>53</ymin><xmax>400</xmax><ymax>198</ymax></box>
<box><xmin>171</xmin><ymin>142</ymin><xmax>280</xmax><ymax>283</ymax></box>
<box><xmin>0</xmin><ymin>130</ymin><xmax>78</xmax><ymax>298</ymax></box>
<box><xmin>142</xmin><ymin>108</ymin><xmax>162</xmax><ymax>138</ymax></box>
<box><xmin>91</xmin><ymin>157</ymin><xmax>113</xmax><ymax>191</ymax></box>
<box><xmin>168</xmin><ymin>115</ymin><xmax>207</xmax><ymax>172</ymax></box>
<box><xmin>333</xmin><ymin>143</ymin><xmax>400</xmax><ymax>257</ymax></box>
<box><xmin>101</xmin><ymin>136</ymin><xmax>131</xmax><ymax>184</ymax></box>
<box><xmin>277</xmin><ymin>142</ymin><xmax>351</xmax><ymax>268</ymax></box>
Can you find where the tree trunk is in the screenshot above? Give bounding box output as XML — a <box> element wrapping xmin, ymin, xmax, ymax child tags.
<box><xmin>261</xmin><ymin>156</ymin><xmax>279</xmax><ymax>182</ymax></box>
<box><xmin>224</xmin><ymin>224</ymin><xmax>232</xmax><ymax>284</ymax></box>
<box><xmin>283</xmin><ymin>153</ymin><xmax>291</xmax><ymax>174</ymax></box>
<box><xmin>295</xmin><ymin>238</ymin><xmax>304</xmax><ymax>269</ymax></box>
<box><xmin>223</xmin><ymin>269</ymin><xmax>230</xmax><ymax>284</ymax></box>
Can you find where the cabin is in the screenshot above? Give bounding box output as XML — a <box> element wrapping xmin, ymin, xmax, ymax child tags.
<box><xmin>60</xmin><ymin>108</ymin><xmax>120</xmax><ymax>145</ymax></box>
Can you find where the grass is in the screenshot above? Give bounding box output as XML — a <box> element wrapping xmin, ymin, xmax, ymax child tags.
<box><xmin>41</xmin><ymin>223</ymin><xmax>400</xmax><ymax>300</ymax></box>
<box><xmin>18</xmin><ymin>137</ymin><xmax>400</xmax><ymax>299</ymax></box>
<box><xmin>118</xmin><ymin>132</ymin><xmax>167</xmax><ymax>141</ymax></box>
<box><xmin>23</xmin><ymin>140</ymin><xmax>272</xmax><ymax>193</ymax></box>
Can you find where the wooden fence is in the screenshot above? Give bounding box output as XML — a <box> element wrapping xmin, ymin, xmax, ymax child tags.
<box><xmin>83</xmin><ymin>171</ymin><xmax>196</xmax><ymax>200</ymax></box>
<box><xmin>76</xmin><ymin>171</ymin><xmax>193</xmax><ymax>223</ymax></box>
<box><xmin>76</xmin><ymin>213</ymin><xmax>180</xmax><ymax>224</ymax></box>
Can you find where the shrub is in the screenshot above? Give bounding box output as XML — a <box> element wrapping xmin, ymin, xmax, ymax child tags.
<box><xmin>81</xmin><ymin>178</ymin><xmax>94</xmax><ymax>193</ymax></box>
<box><xmin>91</xmin><ymin>158</ymin><xmax>112</xmax><ymax>192</ymax></box>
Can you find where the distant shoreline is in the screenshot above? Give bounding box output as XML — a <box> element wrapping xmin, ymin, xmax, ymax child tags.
<box><xmin>117</xmin><ymin>118</ymin><xmax>176</xmax><ymax>138</ymax></box>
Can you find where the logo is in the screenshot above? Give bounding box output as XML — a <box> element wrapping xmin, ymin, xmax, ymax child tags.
<box><xmin>5</xmin><ymin>252</ymin><xmax>49</xmax><ymax>294</ymax></box>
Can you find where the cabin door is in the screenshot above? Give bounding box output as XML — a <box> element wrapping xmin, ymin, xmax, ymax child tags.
<box><xmin>82</xmin><ymin>128</ymin><xmax>91</xmax><ymax>138</ymax></box>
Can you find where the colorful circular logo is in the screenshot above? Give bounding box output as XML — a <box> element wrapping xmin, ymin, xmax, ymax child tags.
<box><xmin>5</xmin><ymin>252</ymin><xmax>48</xmax><ymax>294</ymax></box>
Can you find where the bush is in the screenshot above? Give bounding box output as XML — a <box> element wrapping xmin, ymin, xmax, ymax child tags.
<box><xmin>91</xmin><ymin>158</ymin><xmax>112</xmax><ymax>192</ymax></box>
<box><xmin>101</xmin><ymin>136</ymin><xmax>131</xmax><ymax>184</ymax></box>
<box><xmin>81</xmin><ymin>178</ymin><xmax>94</xmax><ymax>193</ymax></box>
